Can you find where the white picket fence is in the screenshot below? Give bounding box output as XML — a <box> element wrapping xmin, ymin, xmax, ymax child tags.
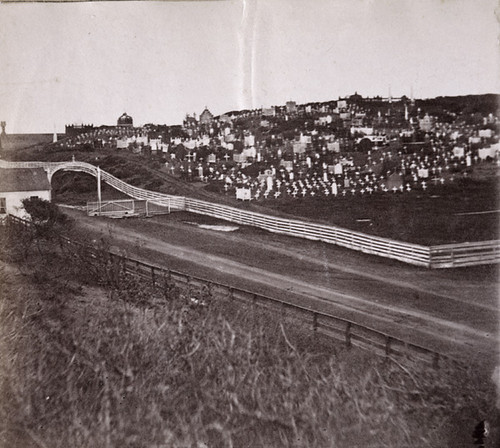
<box><xmin>429</xmin><ymin>240</ymin><xmax>500</xmax><ymax>268</ymax></box>
<box><xmin>1</xmin><ymin>159</ymin><xmax>499</xmax><ymax>268</ymax></box>
<box><xmin>184</xmin><ymin>198</ymin><xmax>433</xmax><ymax>266</ymax></box>
<box><xmin>87</xmin><ymin>199</ymin><xmax>171</xmax><ymax>217</ymax></box>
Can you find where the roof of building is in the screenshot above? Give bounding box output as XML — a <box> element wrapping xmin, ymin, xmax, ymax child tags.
<box><xmin>0</xmin><ymin>168</ymin><xmax>51</xmax><ymax>192</ymax></box>
<box><xmin>200</xmin><ymin>108</ymin><xmax>213</xmax><ymax>118</ymax></box>
<box><xmin>117</xmin><ymin>112</ymin><xmax>133</xmax><ymax>126</ymax></box>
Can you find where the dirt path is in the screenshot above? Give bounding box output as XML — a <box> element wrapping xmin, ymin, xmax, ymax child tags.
<box><xmin>65</xmin><ymin>208</ymin><xmax>499</xmax><ymax>364</ymax></box>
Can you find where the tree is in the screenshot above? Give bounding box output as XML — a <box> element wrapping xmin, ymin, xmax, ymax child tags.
<box><xmin>358</xmin><ymin>137</ymin><xmax>373</xmax><ymax>152</ymax></box>
<box><xmin>21</xmin><ymin>197</ymin><xmax>71</xmax><ymax>241</ymax></box>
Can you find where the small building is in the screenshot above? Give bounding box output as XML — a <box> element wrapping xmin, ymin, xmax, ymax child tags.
<box><xmin>199</xmin><ymin>107</ymin><xmax>214</xmax><ymax>124</ymax></box>
<box><xmin>65</xmin><ymin>123</ymin><xmax>95</xmax><ymax>137</ymax></box>
<box><xmin>0</xmin><ymin>168</ymin><xmax>51</xmax><ymax>219</ymax></box>
<box><xmin>286</xmin><ymin>101</ymin><xmax>297</xmax><ymax>114</ymax></box>
<box><xmin>117</xmin><ymin>112</ymin><xmax>133</xmax><ymax>127</ymax></box>
<box><xmin>183</xmin><ymin>114</ymin><xmax>198</xmax><ymax>128</ymax></box>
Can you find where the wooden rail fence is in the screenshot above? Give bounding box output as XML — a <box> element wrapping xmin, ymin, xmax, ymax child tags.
<box><xmin>5</xmin><ymin>215</ymin><xmax>449</xmax><ymax>367</ymax></box>
<box><xmin>86</xmin><ymin>242</ymin><xmax>448</xmax><ymax>367</ymax></box>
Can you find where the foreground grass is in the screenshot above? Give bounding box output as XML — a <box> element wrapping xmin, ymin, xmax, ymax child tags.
<box><xmin>0</xmin><ymin>228</ymin><xmax>498</xmax><ymax>447</ymax></box>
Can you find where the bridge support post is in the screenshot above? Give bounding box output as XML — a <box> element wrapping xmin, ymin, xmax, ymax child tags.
<box><xmin>97</xmin><ymin>166</ymin><xmax>102</xmax><ymax>209</ymax></box>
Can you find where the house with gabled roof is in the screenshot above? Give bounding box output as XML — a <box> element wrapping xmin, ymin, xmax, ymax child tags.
<box><xmin>0</xmin><ymin>168</ymin><xmax>51</xmax><ymax>218</ymax></box>
<box><xmin>199</xmin><ymin>107</ymin><xmax>214</xmax><ymax>124</ymax></box>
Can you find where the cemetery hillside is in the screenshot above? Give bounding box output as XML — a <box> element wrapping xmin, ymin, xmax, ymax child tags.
<box><xmin>1</xmin><ymin>93</ymin><xmax>499</xmax><ymax>245</ymax></box>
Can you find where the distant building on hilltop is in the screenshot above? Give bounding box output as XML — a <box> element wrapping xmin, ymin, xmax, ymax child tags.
<box><xmin>65</xmin><ymin>123</ymin><xmax>95</xmax><ymax>137</ymax></box>
<box><xmin>349</xmin><ymin>92</ymin><xmax>363</xmax><ymax>105</ymax></box>
<box><xmin>184</xmin><ymin>113</ymin><xmax>198</xmax><ymax>128</ymax></box>
<box><xmin>199</xmin><ymin>107</ymin><xmax>214</xmax><ymax>124</ymax></box>
<box><xmin>286</xmin><ymin>101</ymin><xmax>297</xmax><ymax>114</ymax></box>
<box><xmin>117</xmin><ymin>112</ymin><xmax>133</xmax><ymax>127</ymax></box>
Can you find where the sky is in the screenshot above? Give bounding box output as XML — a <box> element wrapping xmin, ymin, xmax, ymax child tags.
<box><xmin>0</xmin><ymin>0</ymin><xmax>498</xmax><ymax>133</ymax></box>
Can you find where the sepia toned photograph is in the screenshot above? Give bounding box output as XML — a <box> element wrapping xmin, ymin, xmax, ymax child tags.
<box><xmin>0</xmin><ymin>0</ymin><xmax>499</xmax><ymax>446</ymax></box>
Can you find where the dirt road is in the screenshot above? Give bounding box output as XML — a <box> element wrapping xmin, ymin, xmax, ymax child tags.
<box><xmin>64</xmin><ymin>208</ymin><xmax>499</xmax><ymax>366</ymax></box>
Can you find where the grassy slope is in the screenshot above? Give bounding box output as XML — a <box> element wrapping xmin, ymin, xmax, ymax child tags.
<box><xmin>0</xmin><ymin>226</ymin><xmax>499</xmax><ymax>447</ymax></box>
<box><xmin>0</xmin><ymin>134</ymin><xmax>54</xmax><ymax>152</ymax></box>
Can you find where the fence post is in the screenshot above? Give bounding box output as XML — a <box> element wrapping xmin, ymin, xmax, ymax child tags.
<box><xmin>162</xmin><ymin>269</ymin><xmax>170</xmax><ymax>298</ymax></box>
<box><xmin>385</xmin><ymin>335</ymin><xmax>391</xmax><ymax>357</ymax></box>
<box><xmin>151</xmin><ymin>266</ymin><xmax>156</xmax><ymax>287</ymax></box>
<box><xmin>433</xmin><ymin>352</ymin><xmax>440</xmax><ymax>369</ymax></box>
<box><xmin>205</xmin><ymin>281</ymin><xmax>212</xmax><ymax>298</ymax></box>
<box><xmin>120</xmin><ymin>256</ymin><xmax>126</xmax><ymax>275</ymax></box>
<box><xmin>345</xmin><ymin>322</ymin><xmax>352</xmax><ymax>348</ymax></box>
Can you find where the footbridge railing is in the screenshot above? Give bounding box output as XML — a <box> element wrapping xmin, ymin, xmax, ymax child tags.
<box><xmin>0</xmin><ymin>159</ymin><xmax>185</xmax><ymax>210</ymax></box>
